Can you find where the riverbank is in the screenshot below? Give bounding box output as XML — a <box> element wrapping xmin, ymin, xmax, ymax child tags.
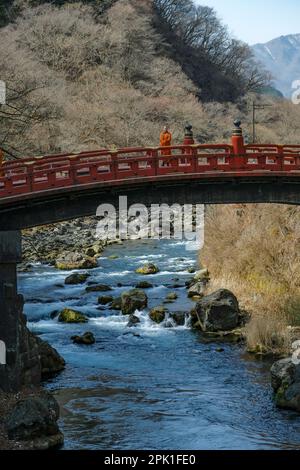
<box><xmin>21</xmin><ymin>217</ymin><xmax>108</xmax><ymax>266</ymax></box>
<box><xmin>2</xmin><ymin>211</ymin><xmax>299</xmax><ymax>449</ymax></box>
<box><xmin>201</xmin><ymin>204</ymin><xmax>300</xmax><ymax>356</ymax></box>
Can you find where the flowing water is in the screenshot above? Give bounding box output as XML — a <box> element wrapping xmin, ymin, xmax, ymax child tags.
<box><xmin>19</xmin><ymin>239</ymin><xmax>300</xmax><ymax>450</ymax></box>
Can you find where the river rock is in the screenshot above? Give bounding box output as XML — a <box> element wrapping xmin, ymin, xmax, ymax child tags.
<box><xmin>5</xmin><ymin>392</ymin><xmax>64</xmax><ymax>450</ymax></box>
<box><xmin>187</xmin><ymin>267</ymin><xmax>196</xmax><ymax>274</ymax></box>
<box><xmin>56</xmin><ymin>252</ymin><xmax>97</xmax><ymax>270</ymax></box>
<box><xmin>271</xmin><ymin>358</ymin><xmax>295</xmax><ymax>391</ymax></box>
<box><xmin>58</xmin><ymin>308</ymin><xmax>88</xmax><ymax>323</ymax></box>
<box><xmin>64</xmin><ymin>273</ymin><xmax>90</xmax><ymax>285</ymax></box>
<box><xmin>170</xmin><ymin>311</ymin><xmax>187</xmax><ymax>326</ymax></box>
<box><xmin>136</xmin><ymin>263</ymin><xmax>159</xmax><ymax>275</ymax></box>
<box><xmin>135</xmin><ymin>281</ymin><xmax>153</xmax><ymax>289</ymax></box>
<box><xmin>188</xmin><ymin>282</ymin><xmax>206</xmax><ymax>298</ymax></box>
<box><xmin>193</xmin><ymin>268</ymin><xmax>209</xmax><ymax>282</ymax></box>
<box><xmin>98</xmin><ymin>295</ymin><xmax>113</xmax><ymax>305</ymax></box>
<box><xmin>85</xmin><ymin>247</ymin><xmax>96</xmax><ymax>257</ymax></box>
<box><xmin>121</xmin><ymin>289</ymin><xmax>148</xmax><ymax>315</ymax></box>
<box><xmin>109</xmin><ymin>297</ymin><xmax>122</xmax><ymax>310</ymax></box>
<box><xmin>191</xmin><ymin>289</ymin><xmax>240</xmax><ymax>332</ymax></box>
<box><xmin>50</xmin><ymin>310</ymin><xmax>59</xmax><ymax>319</ymax></box>
<box><xmin>149</xmin><ymin>306</ymin><xmax>167</xmax><ymax>324</ymax></box>
<box><xmin>271</xmin><ymin>358</ymin><xmax>300</xmax><ymax>412</ymax></box>
<box><xmin>71</xmin><ymin>332</ymin><xmax>95</xmax><ymax>345</ymax></box>
<box><xmin>86</xmin><ymin>284</ymin><xmax>112</xmax><ymax>293</ymax></box>
<box><xmin>127</xmin><ymin>315</ymin><xmax>141</xmax><ymax>327</ymax></box>
<box><xmin>166</xmin><ymin>292</ymin><xmax>178</xmax><ymax>301</ymax></box>
<box><xmin>35</xmin><ymin>337</ymin><xmax>65</xmax><ymax>379</ymax></box>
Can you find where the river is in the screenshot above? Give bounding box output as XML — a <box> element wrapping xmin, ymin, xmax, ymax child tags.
<box><xmin>18</xmin><ymin>239</ymin><xmax>300</xmax><ymax>450</ymax></box>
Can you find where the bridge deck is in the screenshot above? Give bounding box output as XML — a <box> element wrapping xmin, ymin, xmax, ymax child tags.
<box><xmin>0</xmin><ymin>144</ymin><xmax>300</xmax><ymax>203</ymax></box>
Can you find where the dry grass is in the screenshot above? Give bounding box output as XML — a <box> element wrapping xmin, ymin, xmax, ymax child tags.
<box><xmin>201</xmin><ymin>205</ymin><xmax>300</xmax><ymax>354</ymax></box>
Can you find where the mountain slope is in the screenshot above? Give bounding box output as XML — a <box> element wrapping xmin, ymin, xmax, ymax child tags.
<box><xmin>252</xmin><ymin>34</ymin><xmax>300</xmax><ymax>97</ymax></box>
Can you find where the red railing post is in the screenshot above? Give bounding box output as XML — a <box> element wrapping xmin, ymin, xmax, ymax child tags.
<box><xmin>231</xmin><ymin>121</ymin><xmax>245</xmax><ymax>170</ymax></box>
<box><xmin>111</xmin><ymin>152</ymin><xmax>118</xmax><ymax>179</ymax></box>
<box><xmin>150</xmin><ymin>148</ymin><xmax>158</xmax><ymax>176</ymax></box>
<box><xmin>277</xmin><ymin>145</ymin><xmax>284</xmax><ymax>171</ymax></box>
<box><xmin>192</xmin><ymin>147</ymin><xmax>198</xmax><ymax>173</ymax></box>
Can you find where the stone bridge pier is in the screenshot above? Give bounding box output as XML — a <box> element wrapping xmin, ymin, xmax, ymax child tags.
<box><xmin>0</xmin><ymin>231</ymin><xmax>40</xmax><ymax>391</ymax></box>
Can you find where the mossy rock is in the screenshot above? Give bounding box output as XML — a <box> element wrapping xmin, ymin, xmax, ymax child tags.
<box><xmin>71</xmin><ymin>332</ymin><xmax>95</xmax><ymax>345</ymax></box>
<box><xmin>187</xmin><ymin>267</ymin><xmax>196</xmax><ymax>274</ymax></box>
<box><xmin>58</xmin><ymin>308</ymin><xmax>88</xmax><ymax>324</ymax></box>
<box><xmin>86</xmin><ymin>284</ymin><xmax>112</xmax><ymax>293</ymax></box>
<box><xmin>201</xmin><ymin>328</ymin><xmax>245</xmax><ymax>343</ymax></box>
<box><xmin>121</xmin><ymin>289</ymin><xmax>148</xmax><ymax>315</ymax></box>
<box><xmin>149</xmin><ymin>306</ymin><xmax>167</xmax><ymax>324</ymax></box>
<box><xmin>98</xmin><ymin>295</ymin><xmax>113</xmax><ymax>305</ymax></box>
<box><xmin>274</xmin><ymin>381</ymin><xmax>290</xmax><ymax>408</ymax></box>
<box><xmin>64</xmin><ymin>273</ymin><xmax>90</xmax><ymax>285</ymax></box>
<box><xmin>247</xmin><ymin>343</ymin><xmax>269</xmax><ymax>355</ymax></box>
<box><xmin>135</xmin><ymin>281</ymin><xmax>153</xmax><ymax>289</ymax></box>
<box><xmin>166</xmin><ymin>292</ymin><xmax>178</xmax><ymax>301</ymax></box>
<box><xmin>193</xmin><ymin>268</ymin><xmax>210</xmax><ymax>281</ymax></box>
<box><xmin>110</xmin><ymin>297</ymin><xmax>122</xmax><ymax>310</ymax></box>
<box><xmin>56</xmin><ymin>255</ymin><xmax>97</xmax><ymax>271</ymax></box>
<box><xmin>136</xmin><ymin>263</ymin><xmax>159</xmax><ymax>275</ymax></box>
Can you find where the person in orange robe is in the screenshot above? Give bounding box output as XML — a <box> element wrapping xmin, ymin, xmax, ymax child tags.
<box><xmin>160</xmin><ymin>125</ymin><xmax>172</xmax><ymax>156</ymax></box>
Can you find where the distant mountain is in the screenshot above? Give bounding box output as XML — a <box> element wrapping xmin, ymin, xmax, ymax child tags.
<box><xmin>252</xmin><ymin>34</ymin><xmax>300</xmax><ymax>97</ymax></box>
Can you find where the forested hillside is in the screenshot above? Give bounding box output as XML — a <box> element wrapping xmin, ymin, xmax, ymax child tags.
<box><xmin>0</xmin><ymin>0</ymin><xmax>270</xmax><ymax>158</ymax></box>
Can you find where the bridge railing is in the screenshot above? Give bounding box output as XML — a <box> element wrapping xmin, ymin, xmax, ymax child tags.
<box><xmin>0</xmin><ymin>144</ymin><xmax>299</xmax><ymax>199</ymax></box>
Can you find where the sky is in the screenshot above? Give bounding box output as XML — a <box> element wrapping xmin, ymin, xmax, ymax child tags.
<box><xmin>195</xmin><ymin>0</ymin><xmax>300</xmax><ymax>45</ymax></box>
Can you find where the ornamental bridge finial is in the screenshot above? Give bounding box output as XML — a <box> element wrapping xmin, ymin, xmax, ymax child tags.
<box><xmin>232</xmin><ymin>120</ymin><xmax>245</xmax><ymax>155</ymax></box>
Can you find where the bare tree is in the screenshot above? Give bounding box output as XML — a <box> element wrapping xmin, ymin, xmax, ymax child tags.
<box><xmin>153</xmin><ymin>0</ymin><xmax>269</xmax><ymax>95</ymax></box>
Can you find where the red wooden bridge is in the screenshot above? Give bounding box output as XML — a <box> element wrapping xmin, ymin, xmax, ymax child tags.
<box><xmin>1</xmin><ymin>141</ymin><xmax>300</xmax><ymax>200</ymax></box>
<box><xmin>0</xmin><ymin>125</ymin><xmax>300</xmax><ymax>231</ymax></box>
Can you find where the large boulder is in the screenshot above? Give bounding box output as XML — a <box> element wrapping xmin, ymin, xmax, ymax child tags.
<box><xmin>136</xmin><ymin>263</ymin><xmax>159</xmax><ymax>275</ymax></box>
<box><xmin>64</xmin><ymin>273</ymin><xmax>90</xmax><ymax>285</ymax></box>
<box><xmin>58</xmin><ymin>308</ymin><xmax>88</xmax><ymax>323</ymax></box>
<box><xmin>5</xmin><ymin>392</ymin><xmax>64</xmax><ymax>450</ymax></box>
<box><xmin>271</xmin><ymin>358</ymin><xmax>295</xmax><ymax>391</ymax></box>
<box><xmin>121</xmin><ymin>289</ymin><xmax>148</xmax><ymax>315</ymax></box>
<box><xmin>271</xmin><ymin>357</ymin><xmax>300</xmax><ymax>412</ymax></box>
<box><xmin>35</xmin><ymin>337</ymin><xmax>65</xmax><ymax>379</ymax></box>
<box><xmin>56</xmin><ymin>252</ymin><xmax>97</xmax><ymax>270</ymax></box>
<box><xmin>191</xmin><ymin>289</ymin><xmax>240</xmax><ymax>332</ymax></box>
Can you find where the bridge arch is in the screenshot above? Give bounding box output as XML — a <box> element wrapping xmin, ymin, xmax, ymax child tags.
<box><xmin>0</xmin><ymin>175</ymin><xmax>299</xmax><ymax>231</ymax></box>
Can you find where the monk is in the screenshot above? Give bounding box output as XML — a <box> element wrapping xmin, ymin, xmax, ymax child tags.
<box><xmin>160</xmin><ymin>125</ymin><xmax>172</xmax><ymax>156</ymax></box>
